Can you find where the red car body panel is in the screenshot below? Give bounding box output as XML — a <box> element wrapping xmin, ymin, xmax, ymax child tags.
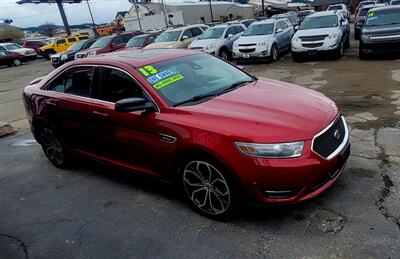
<box><xmin>0</xmin><ymin>51</ymin><xmax>25</xmax><ymax>66</ymax></box>
<box><xmin>23</xmin><ymin>50</ymin><xmax>349</xmax><ymax>205</ymax></box>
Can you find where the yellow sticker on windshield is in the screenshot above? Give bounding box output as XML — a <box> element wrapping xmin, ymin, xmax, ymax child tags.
<box><xmin>153</xmin><ymin>74</ymin><xmax>184</xmax><ymax>90</ymax></box>
<box><xmin>139</xmin><ymin>65</ymin><xmax>158</xmax><ymax>76</ymax></box>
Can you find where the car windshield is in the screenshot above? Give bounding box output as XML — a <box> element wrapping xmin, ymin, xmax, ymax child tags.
<box><xmin>328</xmin><ymin>5</ymin><xmax>343</xmax><ymax>10</ymax></box>
<box><xmin>67</xmin><ymin>40</ymin><xmax>86</xmax><ymax>51</ymax></box>
<box><xmin>199</xmin><ymin>27</ymin><xmax>225</xmax><ymax>39</ymax></box>
<box><xmin>243</xmin><ymin>23</ymin><xmax>274</xmax><ymax>36</ymax></box>
<box><xmin>136</xmin><ymin>54</ymin><xmax>253</xmax><ymax>106</ymax></box>
<box><xmin>5</xmin><ymin>44</ymin><xmax>21</xmax><ymax>50</ymax></box>
<box><xmin>360</xmin><ymin>1</ymin><xmax>375</xmax><ymax>8</ymax></box>
<box><xmin>91</xmin><ymin>37</ymin><xmax>110</xmax><ymax>48</ymax></box>
<box><xmin>299</xmin><ymin>15</ymin><xmax>338</xmax><ymax>30</ymax></box>
<box><xmin>359</xmin><ymin>8</ymin><xmax>372</xmax><ymax>16</ymax></box>
<box><xmin>366</xmin><ymin>9</ymin><xmax>400</xmax><ymax>26</ymax></box>
<box><xmin>126</xmin><ymin>36</ymin><xmax>146</xmax><ymax>47</ymax></box>
<box><xmin>155</xmin><ymin>31</ymin><xmax>181</xmax><ymax>42</ymax></box>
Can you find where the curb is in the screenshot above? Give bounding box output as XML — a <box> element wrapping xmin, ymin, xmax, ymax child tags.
<box><xmin>0</xmin><ymin>122</ymin><xmax>15</xmax><ymax>138</ymax></box>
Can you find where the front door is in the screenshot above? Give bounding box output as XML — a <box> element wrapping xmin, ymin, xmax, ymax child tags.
<box><xmin>86</xmin><ymin>66</ymin><xmax>162</xmax><ymax>176</ymax></box>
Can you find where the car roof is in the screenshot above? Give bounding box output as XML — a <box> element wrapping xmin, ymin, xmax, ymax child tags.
<box><xmin>252</xmin><ymin>19</ymin><xmax>276</xmax><ymax>25</ymax></box>
<box><xmin>370</xmin><ymin>5</ymin><xmax>400</xmax><ymax>11</ymax></box>
<box><xmin>165</xmin><ymin>24</ymin><xmax>206</xmax><ymax>32</ymax></box>
<box><xmin>74</xmin><ymin>49</ymin><xmax>201</xmax><ymax>68</ymax></box>
<box><xmin>309</xmin><ymin>10</ymin><xmax>338</xmax><ymax>17</ymax></box>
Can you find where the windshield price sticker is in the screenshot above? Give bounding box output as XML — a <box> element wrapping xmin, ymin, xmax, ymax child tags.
<box><xmin>147</xmin><ymin>69</ymin><xmax>175</xmax><ymax>84</ymax></box>
<box><xmin>368</xmin><ymin>12</ymin><xmax>374</xmax><ymax>17</ymax></box>
<box><xmin>139</xmin><ymin>65</ymin><xmax>158</xmax><ymax>76</ymax></box>
<box><xmin>153</xmin><ymin>74</ymin><xmax>184</xmax><ymax>90</ymax></box>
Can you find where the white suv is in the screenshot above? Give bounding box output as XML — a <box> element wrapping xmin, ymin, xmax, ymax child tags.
<box><xmin>291</xmin><ymin>11</ymin><xmax>350</xmax><ymax>61</ymax></box>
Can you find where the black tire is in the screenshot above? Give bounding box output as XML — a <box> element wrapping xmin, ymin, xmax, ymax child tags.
<box><xmin>270</xmin><ymin>44</ymin><xmax>278</xmax><ymax>62</ymax></box>
<box><xmin>336</xmin><ymin>41</ymin><xmax>344</xmax><ymax>59</ymax></box>
<box><xmin>219</xmin><ymin>48</ymin><xmax>230</xmax><ymax>61</ymax></box>
<box><xmin>359</xmin><ymin>42</ymin><xmax>368</xmax><ymax>60</ymax></box>
<box><xmin>39</xmin><ymin>126</ymin><xmax>72</xmax><ymax>168</ymax></box>
<box><xmin>292</xmin><ymin>52</ymin><xmax>303</xmax><ymax>62</ymax></box>
<box><xmin>180</xmin><ymin>156</ymin><xmax>241</xmax><ymax>220</ymax></box>
<box><xmin>44</xmin><ymin>51</ymin><xmax>54</xmax><ymax>60</ymax></box>
<box><xmin>344</xmin><ymin>35</ymin><xmax>350</xmax><ymax>49</ymax></box>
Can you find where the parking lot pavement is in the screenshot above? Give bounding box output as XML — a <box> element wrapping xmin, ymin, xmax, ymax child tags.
<box><xmin>0</xmin><ymin>60</ymin><xmax>53</xmax><ymax>132</ymax></box>
<box><xmin>1</xmin><ymin>40</ymin><xmax>400</xmax><ymax>258</ymax></box>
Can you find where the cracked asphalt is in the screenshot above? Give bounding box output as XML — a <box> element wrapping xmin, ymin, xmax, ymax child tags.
<box><xmin>1</xmin><ymin>32</ymin><xmax>400</xmax><ymax>258</ymax></box>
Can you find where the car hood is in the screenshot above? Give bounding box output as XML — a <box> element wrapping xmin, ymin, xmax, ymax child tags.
<box><xmin>145</xmin><ymin>41</ymin><xmax>181</xmax><ymax>49</ymax></box>
<box><xmin>77</xmin><ymin>47</ymin><xmax>101</xmax><ymax>55</ymax></box>
<box><xmin>115</xmin><ymin>46</ymin><xmax>141</xmax><ymax>52</ymax></box>
<box><xmin>53</xmin><ymin>49</ymin><xmax>78</xmax><ymax>57</ymax></box>
<box><xmin>175</xmin><ymin>77</ymin><xmax>338</xmax><ymax>142</ymax></box>
<box><xmin>190</xmin><ymin>38</ymin><xmax>222</xmax><ymax>48</ymax></box>
<box><xmin>362</xmin><ymin>23</ymin><xmax>400</xmax><ymax>36</ymax></box>
<box><xmin>235</xmin><ymin>35</ymin><xmax>273</xmax><ymax>44</ymax></box>
<box><xmin>295</xmin><ymin>27</ymin><xmax>338</xmax><ymax>37</ymax></box>
<box><xmin>9</xmin><ymin>48</ymin><xmax>34</xmax><ymax>54</ymax></box>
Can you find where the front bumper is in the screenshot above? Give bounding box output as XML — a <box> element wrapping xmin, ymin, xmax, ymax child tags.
<box><xmin>291</xmin><ymin>38</ymin><xmax>339</xmax><ymax>55</ymax></box>
<box><xmin>232</xmin><ymin>47</ymin><xmax>271</xmax><ymax>60</ymax></box>
<box><xmin>361</xmin><ymin>40</ymin><xmax>400</xmax><ymax>55</ymax></box>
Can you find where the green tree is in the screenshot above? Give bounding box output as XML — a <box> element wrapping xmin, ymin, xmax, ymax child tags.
<box><xmin>0</xmin><ymin>26</ymin><xmax>24</xmax><ymax>41</ymax></box>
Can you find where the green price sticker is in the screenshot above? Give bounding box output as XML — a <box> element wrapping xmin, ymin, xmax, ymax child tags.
<box><xmin>139</xmin><ymin>65</ymin><xmax>158</xmax><ymax>76</ymax></box>
<box><xmin>153</xmin><ymin>74</ymin><xmax>184</xmax><ymax>90</ymax></box>
<box><xmin>368</xmin><ymin>12</ymin><xmax>374</xmax><ymax>17</ymax></box>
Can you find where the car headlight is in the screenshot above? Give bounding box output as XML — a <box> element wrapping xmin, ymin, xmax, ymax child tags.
<box><xmin>235</xmin><ymin>141</ymin><xmax>304</xmax><ymax>158</ymax></box>
<box><xmin>205</xmin><ymin>43</ymin><xmax>217</xmax><ymax>50</ymax></box>
<box><xmin>60</xmin><ymin>54</ymin><xmax>68</xmax><ymax>61</ymax></box>
<box><xmin>292</xmin><ymin>36</ymin><xmax>300</xmax><ymax>42</ymax></box>
<box><xmin>258</xmin><ymin>40</ymin><xmax>268</xmax><ymax>47</ymax></box>
<box><xmin>327</xmin><ymin>33</ymin><xmax>339</xmax><ymax>40</ymax></box>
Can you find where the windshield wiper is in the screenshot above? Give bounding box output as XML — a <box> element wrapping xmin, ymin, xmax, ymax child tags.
<box><xmin>173</xmin><ymin>77</ymin><xmax>257</xmax><ymax>107</ymax></box>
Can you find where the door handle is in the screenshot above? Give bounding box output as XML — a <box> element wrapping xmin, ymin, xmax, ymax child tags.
<box><xmin>92</xmin><ymin>110</ymin><xmax>108</xmax><ymax>117</ymax></box>
<box><xmin>46</xmin><ymin>100</ymin><xmax>57</xmax><ymax>106</ymax></box>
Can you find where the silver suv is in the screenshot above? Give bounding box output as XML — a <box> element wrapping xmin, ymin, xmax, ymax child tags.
<box><xmin>188</xmin><ymin>24</ymin><xmax>246</xmax><ymax>60</ymax></box>
<box><xmin>232</xmin><ymin>18</ymin><xmax>294</xmax><ymax>62</ymax></box>
<box><xmin>291</xmin><ymin>11</ymin><xmax>350</xmax><ymax>61</ymax></box>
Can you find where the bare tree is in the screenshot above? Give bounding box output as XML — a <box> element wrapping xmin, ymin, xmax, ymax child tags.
<box><xmin>40</xmin><ymin>22</ymin><xmax>57</xmax><ymax>37</ymax></box>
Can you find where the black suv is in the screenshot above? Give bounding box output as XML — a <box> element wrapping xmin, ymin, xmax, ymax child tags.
<box><xmin>359</xmin><ymin>6</ymin><xmax>400</xmax><ymax>59</ymax></box>
<box><xmin>51</xmin><ymin>38</ymin><xmax>96</xmax><ymax>68</ymax></box>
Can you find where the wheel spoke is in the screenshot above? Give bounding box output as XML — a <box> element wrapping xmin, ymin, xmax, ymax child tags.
<box><xmin>184</xmin><ymin>178</ymin><xmax>204</xmax><ymax>187</ymax></box>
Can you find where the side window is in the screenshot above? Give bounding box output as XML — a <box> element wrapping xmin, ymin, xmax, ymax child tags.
<box><xmin>68</xmin><ymin>37</ymin><xmax>77</xmax><ymax>43</ymax></box>
<box><xmin>0</xmin><ymin>46</ymin><xmax>6</xmax><ymax>51</ymax></box>
<box><xmin>279</xmin><ymin>21</ymin><xmax>288</xmax><ymax>29</ymax></box>
<box><xmin>147</xmin><ymin>36</ymin><xmax>157</xmax><ymax>43</ymax></box>
<box><xmin>99</xmin><ymin>68</ymin><xmax>143</xmax><ymax>103</ymax></box>
<box><xmin>64</xmin><ymin>67</ymin><xmax>95</xmax><ymax>97</ymax></box>
<box><xmin>112</xmin><ymin>36</ymin><xmax>123</xmax><ymax>45</ymax></box>
<box><xmin>201</xmin><ymin>26</ymin><xmax>208</xmax><ymax>31</ymax></box>
<box><xmin>0</xmin><ymin>51</ymin><xmax>8</xmax><ymax>57</ymax></box>
<box><xmin>56</xmin><ymin>39</ymin><xmax>66</xmax><ymax>44</ymax></box>
<box><xmin>225</xmin><ymin>27</ymin><xmax>236</xmax><ymax>37</ymax></box>
<box><xmin>121</xmin><ymin>34</ymin><xmax>133</xmax><ymax>43</ymax></box>
<box><xmin>78</xmin><ymin>36</ymin><xmax>89</xmax><ymax>40</ymax></box>
<box><xmin>190</xmin><ymin>27</ymin><xmax>203</xmax><ymax>37</ymax></box>
<box><xmin>235</xmin><ymin>26</ymin><xmax>245</xmax><ymax>34</ymax></box>
<box><xmin>182</xmin><ymin>29</ymin><xmax>193</xmax><ymax>39</ymax></box>
<box><xmin>47</xmin><ymin>72</ymin><xmax>66</xmax><ymax>93</ymax></box>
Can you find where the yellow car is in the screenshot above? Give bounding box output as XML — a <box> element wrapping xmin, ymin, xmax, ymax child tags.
<box><xmin>39</xmin><ymin>35</ymin><xmax>89</xmax><ymax>59</ymax></box>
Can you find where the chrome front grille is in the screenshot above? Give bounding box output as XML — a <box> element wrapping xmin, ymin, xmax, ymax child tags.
<box><xmin>312</xmin><ymin>116</ymin><xmax>349</xmax><ymax>160</ymax></box>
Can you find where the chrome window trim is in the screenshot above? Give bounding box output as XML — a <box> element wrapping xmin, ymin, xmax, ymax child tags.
<box><xmin>42</xmin><ymin>64</ymin><xmax>160</xmax><ymax>113</ymax></box>
<box><xmin>311</xmin><ymin>115</ymin><xmax>349</xmax><ymax>160</ymax></box>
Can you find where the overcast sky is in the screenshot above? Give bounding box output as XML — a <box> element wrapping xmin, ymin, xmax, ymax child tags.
<box><xmin>0</xmin><ymin>0</ymin><xmax>134</xmax><ymax>28</ymax></box>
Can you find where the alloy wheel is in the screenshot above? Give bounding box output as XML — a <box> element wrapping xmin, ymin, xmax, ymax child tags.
<box><xmin>272</xmin><ymin>46</ymin><xmax>278</xmax><ymax>61</ymax></box>
<box><xmin>40</xmin><ymin>128</ymin><xmax>64</xmax><ymax>166</ymax></box>
<box><xmin>13</xmin><ymin>59</ymin><xmax>21</xmax><ymax>66</ymax></box>
<box><xmin>183</xmin><ymin>161</ymin><xmax>231</xmax><ymax>215</ymax></box>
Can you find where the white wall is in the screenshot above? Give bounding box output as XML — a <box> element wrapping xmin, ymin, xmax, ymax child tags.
<box><xmin>124</xmin><ymin>11</ymin><xmax>184</xmax><ymax>32</ymax></box>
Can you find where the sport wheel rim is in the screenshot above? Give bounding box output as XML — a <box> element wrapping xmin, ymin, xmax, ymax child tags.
<box><xmin>183</xmin><ymin>161</ymin><xmax>231</xmax><ymax>215</ymax></box>
<box><xmin>14</xmin><ymin>59</ymin><xmax>21</xmax><ymax>66</ymax></box>
<box><xmin>272</xmin><ymin>47</ymin><xmax>278</xmax><ymax>61</ymax></box>
<box><xmin>40</xmin><ymin>128</ymin><xmax>64</xmax><ymax>165</ymax></box>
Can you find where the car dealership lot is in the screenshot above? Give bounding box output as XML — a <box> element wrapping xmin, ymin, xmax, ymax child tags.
<box><xmin>1</xmin><ymin>41</ymin><xmax>400</xmax><ymax>257</ymax></box>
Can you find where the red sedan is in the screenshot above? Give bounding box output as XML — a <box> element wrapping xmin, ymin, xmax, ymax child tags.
<box><xmin>23</xmin><ymin>49</ymin><xmax>350</xmax><ymax>219</ymax></box>
<box><xmin>116</xmin><ymin>32</ymin><xmax>161</xmax><ymax>52</ymax></box>
<box><xmin>0</xmin><ymin>50</ymin><xmax>25</xmax><ymax>67</ymax></box>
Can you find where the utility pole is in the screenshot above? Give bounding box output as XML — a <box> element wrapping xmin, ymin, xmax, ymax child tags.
<box><xmin>86</xmin><ymin>0</ymin><xmax>97</xmax><ymax>35</ymax></box>
<box><xmin>56</xmin><ymin>0</ymin><xmax>71</xmax><ymax>36</ymax></box>
<box><xmin>161</xmin><ymin>0</ymin><xmax>169</xmax><ymax>27</ymax></box>
<box><xmin>261</xmin><ymin>0</ymin><xmax>265</xmax><ymax>17</ymax></box>
<box><xmin>133</xmin><ymin>0</ymin><xmax>143</xmax><ymax>31</ymax></box>
<box><xmin>208</xmin><ymin>0</ymin><xmax>214</xmax><ymax>22</ymax></box>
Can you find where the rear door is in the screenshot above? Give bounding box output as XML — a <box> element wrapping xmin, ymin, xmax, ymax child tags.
<box><xmin>43</xmin><ymin>66</ymin><xmax>95</xmax><ymax>150</ymax></box>
<box><xmin>85</xmin><ymin>66</ymin><xmax>162</xmax><ymax>176</ymax></box>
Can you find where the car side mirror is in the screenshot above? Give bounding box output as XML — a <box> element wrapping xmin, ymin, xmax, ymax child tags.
<box><xmin>226</xmin><ymin>33</ymin><xmax>234</xmax><ymax>39</ymax></box>
<box><xmin>115</xmin><ymin>97</ymin><xmax>155</xmax><ymax>112</ymax></box>
<box><xmin>294</xmin><ymin>25</ymin><xmax>299</xmax><ymax>30</ymax></box>
<box><xmin>181</xmin><ymin>35</ymin><xmax>189</xmax><ymax>41</ymax></box>
<box><xmin>276</xmin><ymin>28</ymin><xmax>283</xmax><ymax>33</ymax></box>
